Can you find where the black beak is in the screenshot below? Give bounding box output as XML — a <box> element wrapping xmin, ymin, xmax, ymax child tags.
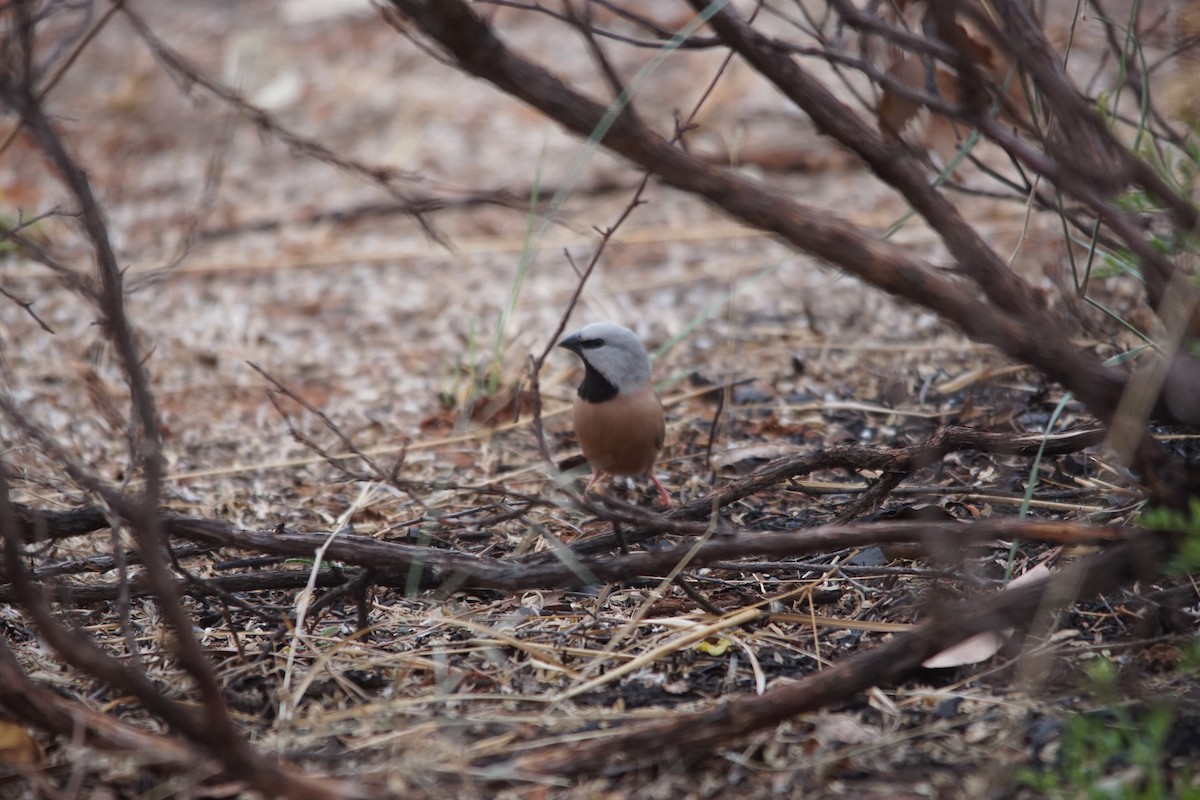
<box><xmin>557</xmin><ymin>332</ymin><xmax>583</xmax><ymax>353</ymax></box>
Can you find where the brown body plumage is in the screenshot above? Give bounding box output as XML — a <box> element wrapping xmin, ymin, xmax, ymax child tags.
<box><xmin>558</xmin><ymin>322</ymin><xmax>670</xmax><ymax>505</ymax></box>
<box><xmin>572</xmin><ymin>384</ymin><xmax>665</xmax><ymax>479</ymax></box>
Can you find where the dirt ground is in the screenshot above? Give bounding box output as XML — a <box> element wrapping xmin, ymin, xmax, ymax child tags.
<box><xmin>2</xmin><ymin>1</ymin><xmax>1198</xmax><ymax>798</ymax></box>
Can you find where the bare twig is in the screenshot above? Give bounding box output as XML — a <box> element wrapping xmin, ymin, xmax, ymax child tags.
<box><xmin>514</xmin><ymin>532</ymin><xmax>1167</xmax><ymax>775</ymax></box>
<box><xmin>384</xmin><ymin>0</ymin><xmax>1133</xmax><ymax>429</ymax></box>
<box><xmin>0</xmin><ymin>12</ymin><xmax>352</xmax><ymax>794</ymax></box>
<box><xmin>248</xmin><ymin>361</ymin><xmax>421</xmax><ymax>506</ymax></box>
<box><xmin>118</xmin><ymin>3</ymin><xmax>444</xmax><ymax>242</ymax></box>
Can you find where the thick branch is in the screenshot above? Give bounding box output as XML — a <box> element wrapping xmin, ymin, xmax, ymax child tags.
<box><xmin>165</xmin><ymin>515</ymin><xmax>1124</xmax><ymax>592</ymax></box>
<box><xmin>688</xmin><ymin>0</ymin><xmax>1047</xmax><ymax>321</ymax></box>
<box><xmin>384</xmin><ymin>0</ymin><xmax>1131</xmax><ymax>425</ymax></box>
<box><xmin>516</xmin><ymin>532</ymin><xmax>1168</xmax><ymax>774</ymax></box>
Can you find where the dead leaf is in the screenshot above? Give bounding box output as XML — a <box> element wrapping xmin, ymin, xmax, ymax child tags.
<box><xmin>0</xmin><ymin>718</ymin><xmax>43</xmax><ymax>768</ymax></box>
<box><xmin>875</xmin><ymin>2</ymin><xmax>1033</xmax><ymax>165</ymax></box>
<box><xmin>922</xmin><ymin>563</ymin><xmax>1052</xmax><ymax>668</ymax></box>
<box><xmin>695</xmin><ymin>638</ymin><xmax>731</xmax><ymax>656</ymax></box>
<box><xmin>810</xmin><ymin>713</ymin><xmax>877</xmax><ymax>747</ymax></box>
<box><xmin>711</xmin><ymin>442</ymin><xmax>802</xmax><ymax>469</ymax></box>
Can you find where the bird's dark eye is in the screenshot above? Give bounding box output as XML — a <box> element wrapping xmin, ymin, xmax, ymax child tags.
<box><xmin>579</xmin><ymin>338</ymin><xmax>604</xmax><ymax>349</ymax></box>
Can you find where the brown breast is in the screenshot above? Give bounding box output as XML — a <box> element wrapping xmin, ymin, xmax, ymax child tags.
<box><xmin>572</xmin><ymin>385</ymin><xmax>665</xmax><ymax>477</ymax></box>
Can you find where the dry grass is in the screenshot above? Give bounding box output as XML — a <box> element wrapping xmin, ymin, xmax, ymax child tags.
<box><xmin>2</xmin><ymin>2</ymin><xmax>1198</xmax><ymax>797</ymax></box>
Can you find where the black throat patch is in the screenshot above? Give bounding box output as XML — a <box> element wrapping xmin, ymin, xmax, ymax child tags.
<box><xmin>577</xmin><ymin>361</ymin><xmax>618</xmax><ymax>403</ymax></box>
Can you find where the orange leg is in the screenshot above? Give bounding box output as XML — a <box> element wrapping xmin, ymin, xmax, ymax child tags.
<box><xmin>650</xmin><ymin>473</ymin><xmax>672</xmax><ymax>507</ymax></box>
<box><xmin>583</xmin><ymin>471</ymin><xmax>671</xmax><ymax>507</ymax></box>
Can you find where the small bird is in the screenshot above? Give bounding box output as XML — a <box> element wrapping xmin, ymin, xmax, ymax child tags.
<box><xmin>558</xmin><ymin>321</ymin><xmax>670</xmax><ymax>506</ymax></box>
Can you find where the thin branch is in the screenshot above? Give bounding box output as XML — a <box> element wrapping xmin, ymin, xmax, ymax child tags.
<box><xmin>514</xmin><ymin>532</ymin><xmax>1167</xmax><ymax>775</ymax></box>
<box><xmin>117</xmin><ymin>3</ymin><xmax>445</xmax><ymax>242</ymax></box>
<box><xmin>384</xmin><ymin>0</ymin><xmax>1134</xmax><ymax>430</ymax></box>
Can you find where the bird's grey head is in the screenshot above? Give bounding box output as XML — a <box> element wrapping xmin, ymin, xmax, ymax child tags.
<box><xmin>558</xmin><ymin>322</ymin><xmax>653</xmax><ymax>396</ymax></box>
